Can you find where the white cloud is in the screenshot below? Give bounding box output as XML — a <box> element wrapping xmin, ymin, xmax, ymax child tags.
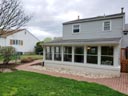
<box><xmin>56</xmin><ymin>11</ymin><xmax>83</xmax><ymax>21</ymax></box>
<box><xmin>21</xmin><ymin>0</ymin><xmax>128</xmax><ymax>40</ymax></box>
<box><xmin>27</xmin><ymin>27</ymin><xmax>55</xmax><ymax>40</ymax></box>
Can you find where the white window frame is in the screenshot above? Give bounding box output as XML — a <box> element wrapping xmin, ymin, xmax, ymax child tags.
<box><xmin>72</xmin><ymin>24</ymin><xmax>80</xmax><ymax>34</ymax></box>
<box><xmin>101</xmin><ymin>46</ymin><xmax>114</xmax><ymax>66</ymax></box>
<box><xmin>74</xmin><ymin>46</ymin><xmax>84</xmax><ymax>63</ymax></box>
<box><xmin>63</xmin><ymin>46</ymin><xmax>72</xmax><ymax>62</ymax></box>
<box><xmin>86</xmin><ymin>46</ymin><xmax>98</xmax><ymax>64</ymax></box>
<box><xmin>54</xmin><ymin>46</ymin><xmax>61</xmax><ymax>61</ymax></box>
<box><xmin>102</xmin><ymin>20</ymin><xmax>111</xmax><ymax>31</ymax></box>
<box><xmin>45</xmin><ymin>46</ymin><xmax>52</xmax><ymax>60</ymax></box>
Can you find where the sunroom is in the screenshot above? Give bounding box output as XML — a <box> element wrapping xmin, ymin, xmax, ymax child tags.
<box><xmin>43</xmin><ymin>38</ymin><xmax>121</xmax><ymax>77</ymax></box>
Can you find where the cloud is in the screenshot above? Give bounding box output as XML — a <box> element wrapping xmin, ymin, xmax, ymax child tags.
<box><xmin>56</xmin><ymin>10</ymin><xmax>83</xmax><ymax>21</ymax></box>
<box><xmin>27</xmin><ymin>27</ymin><xmax>59</xmax><ymax>40</ymax></box>
<box><xmin>21</xmin><ymin>0</ymin><xmax>128</xmax><ymax>40</ymax></box>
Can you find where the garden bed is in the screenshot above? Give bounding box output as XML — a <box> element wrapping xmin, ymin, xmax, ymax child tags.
<box><xmin>0</xmin><ymin>63</ymin><xmax>18</xmax><ymax>72</ymax></box>
<box><xmin>30</xmin><ymin>63</ymin><xmax>115</xmax><ymax>78</ymax></box>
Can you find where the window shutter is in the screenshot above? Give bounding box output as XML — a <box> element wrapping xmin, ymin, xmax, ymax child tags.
<box><xmin>21</xmin><ymin>40</ymin><xmax>23</xmax><ymax>45</ymax></box>
<box><xmin>10</xmin><ymin>40</ymin><xmax>13</xmax><ymax>45</ymax></box>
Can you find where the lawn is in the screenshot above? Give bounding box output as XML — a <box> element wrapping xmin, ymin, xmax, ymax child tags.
<box><xmin>20</xmin><ymin>54</ymin><xmax>43</xmax><ymax>60</ymax></box>
<box><xmin>0</xmin><ymin>71</ymin><xmax>126</xmax><ymax>96</ymax></box>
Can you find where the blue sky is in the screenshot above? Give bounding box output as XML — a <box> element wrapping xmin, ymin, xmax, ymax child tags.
<box><xmin>22</xmin><ymin>0</ymin><xmax>128</xmax><ymax>40</ymax></box>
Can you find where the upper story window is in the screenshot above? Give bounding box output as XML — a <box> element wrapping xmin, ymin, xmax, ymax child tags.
<box><xmin>103</xmin><ymin>21</ymin><xmax>111</xmax><ymax>31</ymax></box>
<box><xmin>73</xmin><ymin>24</ymin><xmax>80</xmax><ymax>33</ymax></box>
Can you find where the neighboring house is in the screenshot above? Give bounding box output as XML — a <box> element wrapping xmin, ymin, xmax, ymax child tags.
<box><xmin>43</xmin><ymin>10</ymin><xmax>128</xmax><ymax>77</ymax></box>
<box><xmin>0</xmin><ymin>29</ymin><xmax>39</xmax><ymax>54</ymax></box>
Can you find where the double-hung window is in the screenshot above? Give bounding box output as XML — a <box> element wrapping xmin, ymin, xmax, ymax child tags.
<box><xmin>73</xmin><ymin>24</ymin><xmax>80</xmax><ymax>33</ymax></box>
<box><xmin>10</xmin><ymin>39</ymin><xmax>23</xmax><ymax>46</ymax></box>
<box><xmin>103</xmin><ymin>21</ymin><xmax>111</xmax><ymax>31</ymax></box>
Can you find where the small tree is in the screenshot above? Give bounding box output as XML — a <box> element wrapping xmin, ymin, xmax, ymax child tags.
<box><xmin>35</xmin><ymin>41</ymin><xmax>43</xmax><ymax>55</ymax></box>
<box><xmin>0</xmin><ymin>46</ymin><xmax>16</xmax><ymax>64</ymax></box>
<box><xmin>44</xmin><ymin>37</ymin><xmax>52</xmax><ymax>43</ymax></box>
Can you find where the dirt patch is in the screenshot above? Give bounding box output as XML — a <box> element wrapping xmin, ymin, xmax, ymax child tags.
<box><xmin>0</xmin><ymin>63</ymin><xmax>18</xmax><ymax>73</ymax></box>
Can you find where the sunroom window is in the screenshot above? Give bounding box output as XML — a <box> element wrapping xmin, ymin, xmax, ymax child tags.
<box><xmin>87</xmin><ymin>46</ymin><xmax>98</xmax><ymax>64</ymax></box>
<box><xmin>64</xmin><ymin>46</ymin><xmax>72</xmax><ymax>62</ymax></box>
<box><xmin>101</xmin><ymin>46</ymin><xmax>113</xmax><ymax>65</ymax></box>
<box><xmin>54</xmin><ymin>46</ymin><xmax>61</xmax><ymax>61</ymax></box>
<box><xmin>74</xmin><ymin>47</ymin><xmax>84</xmax><ymax>63</ymax></box>
<box><xmin>45</xmin><ymin>46</ymin><xmax>52</xmax><ymax>60</ymax></box>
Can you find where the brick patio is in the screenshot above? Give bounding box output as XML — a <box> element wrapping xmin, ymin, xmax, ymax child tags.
<box><xmin>16</xmin><ymin>60</ymin><xmax>128</xmax><ymax>95</ymax></box>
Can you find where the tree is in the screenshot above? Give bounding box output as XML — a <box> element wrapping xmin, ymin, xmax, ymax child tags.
<box><xmin>35</xmin><ymin>37</ymin><xmax>52</xmax><ymax>55</ymax></box>
<box><xmin>0</xmin><ymin>46</ymin><xmax>16</xmax><ymax>64</ymax></box>
<box><xmin>35</xmin><ymin>41</ymin><xmax>43</xmax><ymax>55</ymax></box>
<box><xmin>44</xmin><ymin>37</ymin><xmax>52</xmax><ymax>43</ymax></box>
<box><xmin>0</xmin><ymin>0</ymin><xmax>31</xmax><ymax>34</ymax></box>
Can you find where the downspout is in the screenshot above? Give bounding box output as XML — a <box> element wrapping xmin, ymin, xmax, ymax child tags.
<box><xmin>121</xmin><ymin>8</ymin><xmax>125</xmax><ymax>48</ymax></box>
<box><xmin>119</xmin><ymin>37</ymin><xmax>123</xmax><ymax>66</ymax></box>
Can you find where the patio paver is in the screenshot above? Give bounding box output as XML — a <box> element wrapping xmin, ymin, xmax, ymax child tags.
<box><xmin>16</xmin><ymin>60</ymin><xmax>128</xmax><ymax>95</ymax></box>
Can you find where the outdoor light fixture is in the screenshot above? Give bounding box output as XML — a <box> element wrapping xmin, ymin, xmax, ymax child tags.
<box><xmin>87</xmin><ymin>46</ymin><xmax>90</xmax><ymax>50</ymax></box>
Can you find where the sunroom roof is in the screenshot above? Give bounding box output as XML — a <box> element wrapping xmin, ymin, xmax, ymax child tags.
<box><xmin>43</xmin><ymin>37</ymin><xmax>121</xmax><ymax>46</ymax></box>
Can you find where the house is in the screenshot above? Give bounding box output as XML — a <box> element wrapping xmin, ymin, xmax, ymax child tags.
<box><xmin>0</xmin><ymin>29</ymin><xmax>39</xmax><ymax>54</ymax></box>
<box><xmin>43</xmin><ymin>9</ymin><xmax>128</xmax><ymax>77</ymax></box>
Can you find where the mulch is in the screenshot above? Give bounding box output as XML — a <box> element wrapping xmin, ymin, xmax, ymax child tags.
<box><xmin>0</xmin><ymin>63</ymin><xmax>19</xmax><ymax>72</ymax></box>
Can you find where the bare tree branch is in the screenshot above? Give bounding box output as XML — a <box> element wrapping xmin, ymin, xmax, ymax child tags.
<box><xmin>0</xmin><ymin>0</ymin><xmax>31</xmax><ymax>34</ymax></box>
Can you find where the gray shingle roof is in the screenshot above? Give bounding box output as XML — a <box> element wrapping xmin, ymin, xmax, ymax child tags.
<box><xmin>63</xmin><ymin>13</ymin><xmax>125</xmax><ymax>25</ymax></box>
<box><xmin>43</xmin><ymin>37</ymin><xmax>121</xmax><ymax>46</ymax></box>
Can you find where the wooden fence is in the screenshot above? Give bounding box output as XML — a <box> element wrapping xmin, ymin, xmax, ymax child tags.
<box><xmin>120</xmin><ymin>48</ymin><xmax>128</xmax><ymax>73</ymax></box>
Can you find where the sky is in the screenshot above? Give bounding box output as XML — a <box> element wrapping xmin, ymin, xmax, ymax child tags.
<box><xmin>21</xmin><ymin>0</ymin><xmax>128</xmax><ymax>41</ymax></box>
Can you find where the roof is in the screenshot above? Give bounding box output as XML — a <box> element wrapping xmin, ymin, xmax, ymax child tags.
<box><xmin>63</xmin><ymin>13</ymin><xmax>125</xmax><ymax>25</ymax></box>
<box><xmin>43</xmin><ymin>37</ymin><xmax>121</xmax><ymax>46</ymax></box>
<box><xmin>0</xmin><ymin>29</ymin><xmax>25</xmax><ymax>38</ymax></box>
<box><xmin>0</xmin><ymin>29</ymin><xmax>40</xmax><ymax>41</ymax></box>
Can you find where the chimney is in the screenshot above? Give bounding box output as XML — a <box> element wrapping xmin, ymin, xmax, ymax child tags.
<box><xmin>121</xmin><ymin>7</ymin><xmax>124</xmax><ymax>13</ymax></box>
<box><xmin>78</xmin><ymin>16</ymin><xmax>80</xmax><ymax>20</ymax></box>
<box><xmin>104</xmin><ymin>14</ymin><xmax>105</xmax><ymax>18</ymax></box>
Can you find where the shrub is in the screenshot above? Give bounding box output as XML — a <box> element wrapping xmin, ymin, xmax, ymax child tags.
<box><xmin>35</xmin><ymin>42</ymin><xmax>43</xmax><ymax>55</ymax></box>
<box><xmin>0</xmin><ymin>46</ymin><xmax>16</xmax><ymax>64</ymax></box>
<box><xmin>21</xmin><ymin>57</ymin><xmax>34</xmax><ymax>63</ymax></box>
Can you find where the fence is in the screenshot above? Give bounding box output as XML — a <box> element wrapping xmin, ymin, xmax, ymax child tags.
<box><xmin>120</xmin><ymin>48</ymin><xmax>128</xmax><ymax>73</ymax></box>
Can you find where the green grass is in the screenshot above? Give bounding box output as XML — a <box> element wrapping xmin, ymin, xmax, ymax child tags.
<box><xmin>0</xmin><ymin>56</ymin><xmax>3</xmax><ymax>61</ymax></box>
<box><xmin>20</xmin><ymin>54</ymin><xmax>43</xmax><ymax>60</ymax></box>
<box><xmin>0</xmin><ymin>71</ymin><xmax>126</xmax><ymax>96</ymax></box>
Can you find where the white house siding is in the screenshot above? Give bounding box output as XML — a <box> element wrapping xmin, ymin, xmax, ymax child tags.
<box><xmin>43</xmin><ymin>44</ymin><xmax>121</xmax><ymax>77</ymax></box>
<box><xmin>63</xmin><ymin>18</ymin><xmax>123</xmax><ymax>40</ymax></box>
<box><xmin>121</xmin><ymin>24</ymin><xmax>128</xmax><ymax>48</ymax></box>
<box><xmin>0</xmin><ymin>38</ymin><xmax>6</xmax><ymax>46</ymax></box>
<box><xmin>6</xmin><ymin>30</ymin><xmax>39</xmax><ymax>53</ymax></box>
<box><xmin>121</xmin><ymin>34</ymin><xmax>128</xmax><ymax>48</ymax></box>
